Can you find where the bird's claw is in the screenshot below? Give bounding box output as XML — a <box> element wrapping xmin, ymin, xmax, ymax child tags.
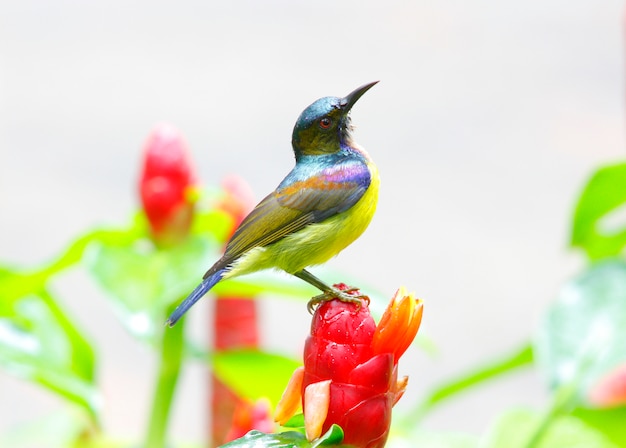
<box><xmin>307</xmin><ymin>287</ymin><xmax>370</xmax><ymax>314</ymax></box>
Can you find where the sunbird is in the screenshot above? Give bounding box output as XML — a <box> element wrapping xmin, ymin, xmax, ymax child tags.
<box><xmin>167</xmin><ymin>81</ymin><xmax>380</xmax><ymax>326</ymax></box>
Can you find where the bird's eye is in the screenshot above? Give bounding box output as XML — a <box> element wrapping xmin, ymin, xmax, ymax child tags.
<box><xmin>319</xmin><ymin>117</ymin><xmax>332</xmax><ymax>129</ymax></box>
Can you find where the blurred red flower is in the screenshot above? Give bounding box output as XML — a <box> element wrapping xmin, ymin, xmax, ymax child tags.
<box><xmin>588</xmin><ymin>362</ymin><xmax>626</xmax><ymax>408</ymax></box>
<box><xmin>217</xmin><ymin>174</ymin><xmax>256</xmax><ymax>237</ymax></box>
<box><xmin>139</xmin><ymin>124</ymin><xmax>197</xmax><ymax>246</ymax></box>
<box><xmin>224</xmin><ymin>398</ymin><xmax>274</xmax><ymax>442</ymax></box>
<box><xmin>276</xmin><ymin>285</ymin><xmax>423</xmax><ymax>448</ymax></box>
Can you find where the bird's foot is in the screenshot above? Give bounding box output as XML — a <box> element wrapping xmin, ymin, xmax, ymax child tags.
<box><xmin>307</xmin><ymin>285</ymin><xmax>370</xmax><ymax>314</ymax></box>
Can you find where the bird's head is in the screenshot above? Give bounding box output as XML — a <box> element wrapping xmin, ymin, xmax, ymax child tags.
<box><xmin>292</xmin><ymin>81</ymin><xmax>378</xmax><ymax>158</ymax></box>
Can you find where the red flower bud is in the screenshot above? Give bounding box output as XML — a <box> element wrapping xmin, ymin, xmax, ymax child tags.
<box><xmin>276</xmin><ymin>286</ymin><xmax>423</xmax><ymax>448</ymax></box>
<box><xmin>139</xmin><ymin>124</ymin><xmax>197</xmax><ymax>246</ymax></box>
<box><xmin>216</xmin><ymin>174</ymin><xmax>256</xmax><ymax>239</ymax></box>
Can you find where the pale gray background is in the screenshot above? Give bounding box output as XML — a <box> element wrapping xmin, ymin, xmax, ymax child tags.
<box><xmin>1</xmin><ymin>0</ymin><xmax>624</xmax><ymax>445</ymax></box>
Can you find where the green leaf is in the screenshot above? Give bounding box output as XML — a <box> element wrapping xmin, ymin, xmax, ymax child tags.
<box><xmin>87</xmin><ymin>208</ymin><xmax>316</xmax><ymax>340</ymax></box>
<box><xmin>0</xmin><ymin>270</ymin><xmax>99</xmax><ymax>419</ymax></box>
<box><xmin>219</xmin><ymin>426</ymin><xmax>347</xmax><ymax>448</ymax></box>
<box><xmin>88</xmin><ymin>232</ymin><xmax>218</xmax><ymax>340</ymax></box>
<box><xmin>212</xmin><ymin>350</ymin><xmax>301</xmax><ymax>406</ymax></box>
<box><xmin>534</xmin><ymin>260</ymin><xmax>626</xmax><ymax>404</ymax></box>
<box><xmin>571</xmin><ymin>162</ymin><xmax>626</xmax><ymax>259</ymax></box>
<box><xmin>219</xmin><ymin>430</ymin><xmax>309</xmax><ymax>448</ymax></box>
<box><xmin>481</xmin><ymin>408</ymin><xmax>620</xmax><ymax>448</ymax></box>
<box><xmin>40</xmin><ymin>228</ymin><xmax>132</xmax><ymax>278</ymax></box>
<box><xmin>281</xmin><ymin>414</ymin><xmax>305</xmax><ymax>429</ymax></box>
<box><xmin>571</xmin><ymin>406</ymin><xmax>626</xmax><ymax>447</ymax></box>
<box><xmin>312</xmin><ymin>425</ymin><xmax>344</xmax><ymax>447</ymax></box>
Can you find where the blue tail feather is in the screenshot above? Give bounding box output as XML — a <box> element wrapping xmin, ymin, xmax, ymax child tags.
<box><xmin>166</xmin><ymin>269</ymin><xmax>225</xmax><ymax>327</ymax></box>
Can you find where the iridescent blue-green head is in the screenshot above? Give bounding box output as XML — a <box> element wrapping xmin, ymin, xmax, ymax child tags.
<box><xmin>292</xmin><ymin>81</ymin><xmax>378</xmax><ymax>159</ymax></box>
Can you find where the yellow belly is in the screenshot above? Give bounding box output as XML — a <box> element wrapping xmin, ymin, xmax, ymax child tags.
<box><xmin>227</xmin><ymin>163</ymin><xmax>380</xmax><ymax>277</ymax></box>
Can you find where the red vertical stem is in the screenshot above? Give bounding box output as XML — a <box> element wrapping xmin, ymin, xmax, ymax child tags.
<box><xmin>210</xmin><ymin>297</ymin><xmax>259</xmax><ymax>446</ymax></box>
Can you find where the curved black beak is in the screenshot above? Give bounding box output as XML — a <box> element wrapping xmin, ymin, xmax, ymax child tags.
<box><xmin>340</xmin><ymin>81</ymin><xmax>379</xmax><ymax>110</ymax></box>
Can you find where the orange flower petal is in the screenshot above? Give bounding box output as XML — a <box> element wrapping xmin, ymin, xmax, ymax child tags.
<box><xmin>304</xmin><ymin>380</ymin><xmax>331</xmax><ymax>441</ymax></box>
<box><xmin>372</xmin><ymin>287</ymin><xmax>423</xmax><ymax>361</ymax></box>
<box><xmin>274</xmin><ymin>366</ymin><xmax>305</xmax><ymax>425</ymax></box>
<box><xmin>395</xmin><ymin>299</ymin><xmax>423</xmax><ymax>360</ymax></box>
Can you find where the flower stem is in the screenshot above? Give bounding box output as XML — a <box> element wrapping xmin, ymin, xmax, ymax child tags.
<box><xmin>145</xmin><ymin>304</ymin><xmax>185</xmax><ymax>448</ymax></box>
<box><xmin>523</xmin><ymin>382</ymin><xmax>579</xmax><ymax>448</ymax></box>
<box><xmin>407</xmin><ymin>343</ymin><xmax>534</xmax><ymax>424</ymax></box>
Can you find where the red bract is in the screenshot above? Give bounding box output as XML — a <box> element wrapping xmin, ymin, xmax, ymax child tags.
<box><xmin>276</xmin><ymin>285</ymin><xmax>423</xmax><ymax>448</ymax></box>
<box><xmin>139</xmin><ymin>124</ymin><xmax>197</xmax><ymax>246</ymax></box>
<box><xmin>211</xmin><ymin>297</ymin><xmax>261</xmax><ymax>445</ymax></box>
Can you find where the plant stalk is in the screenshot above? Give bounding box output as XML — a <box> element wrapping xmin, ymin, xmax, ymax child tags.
<box><xmin>406</xmin><ymin>343</ymin><xmax>534</xmax><ymax>424</ymax></box>
<box><xmin>524</xmin><ymin>383</ymin><xmax>579</xmax><ymax>448</ymax></box>
<box><xmin>145</xmin><ymin>304</ymin><xmax>185</xmax><ymax>448</ymax></box>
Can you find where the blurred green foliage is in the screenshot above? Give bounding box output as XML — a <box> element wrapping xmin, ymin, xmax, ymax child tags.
<box><xmin>2</xmin><ymin>159</ymin><xmax>626</xmax><ymax>447</ymax></box>
<box><xmin>0</xmin><ymin>191</ymin><xmax>309</xmax><ymax>447</ymax></box>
